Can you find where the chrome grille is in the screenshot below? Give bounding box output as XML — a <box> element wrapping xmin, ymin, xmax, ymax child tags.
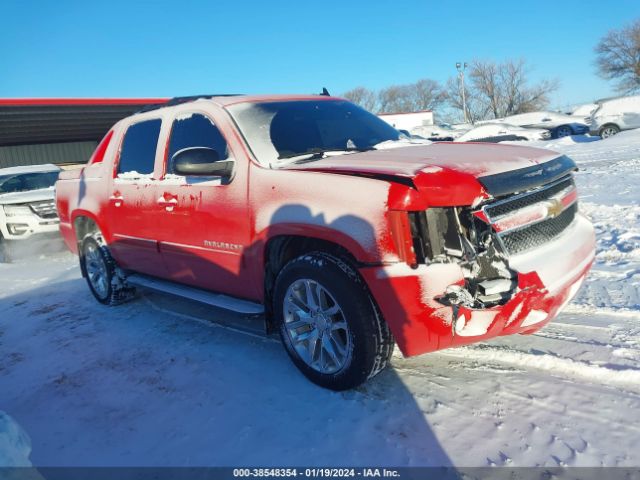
<box><xmin>29</xmin><ymin>200</ymin><xmax>58</xmax><ymax>219</ymax></box>
<box><xmin>500</xmin><ymin>203</ymin><xmax>578</xmax><ymax>255</ymax></box>
<box><xmin>478</xmin><ymin>175</ymin><xmax>579</xmax><ymax>256</ymax></box>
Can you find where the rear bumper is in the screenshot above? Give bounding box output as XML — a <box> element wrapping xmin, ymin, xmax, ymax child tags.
<box><xmin>360</xmin><ymin>214</ymin><xmax>595</xmax><ymax>357</ymax></box>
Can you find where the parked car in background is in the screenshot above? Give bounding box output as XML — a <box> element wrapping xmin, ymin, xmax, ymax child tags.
<box><xmin>568</xmin><ymin>103</ymin><xmax>598</xmax><ymax>124</ymax></box>
<box><xmin>411</xmin><ymin>123</ymin><xmax>470</xmax><ymax>141</ymax></box>
<box><xmin>455</xmin><ymin>123</ymin><xmax>550</xmax><ymax>143</ymax></box>
<box><xmin>590</xmin><ymin>95</ymin><xmax>640</xmax><ymax>139</ymax></box>
<box><xmin>484</xmin><ymin>111</ymin><xmax>589</xmax><ymax>138</ymax></box>
<box><xmin>377</xmin><ymin>110</ymin><xmax>434</xmax><ymax>131</ymax></box>
<box><xmin>0</xmin><ymin>164</ymin><xmax>61</xmax><ymax>262</ymax></box>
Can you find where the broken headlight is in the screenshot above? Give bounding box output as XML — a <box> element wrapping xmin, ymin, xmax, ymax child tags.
<box><xmin>409</xmin><ymin>207</ymin><xmax>517</xmax><ymax>308</ymax></box>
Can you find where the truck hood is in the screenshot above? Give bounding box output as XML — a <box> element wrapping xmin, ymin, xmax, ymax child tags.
<box><xmin>0</xmin><ymin>187</ymin><xmax>55</xmax><ymax>205</ymax></box>
<box><xmin>286</xmin><ymin>142</ymin><xmax>576</xmax><ymax>199</ymax></box>
<box><xmin>286</xmin><ymin>142</ymin><xmax>560</xmax><ymax>178</ymax></box>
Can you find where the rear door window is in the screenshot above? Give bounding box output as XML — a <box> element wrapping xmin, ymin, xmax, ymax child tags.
<box><xmin>117</xmin><ymin>119</ymin><xmax>162</xmax><ymax>176</ymax></box>
<box><xmin>166</xmin><ymin>113</ymin><xmax>229</xmax><ymax>174</ymax></box>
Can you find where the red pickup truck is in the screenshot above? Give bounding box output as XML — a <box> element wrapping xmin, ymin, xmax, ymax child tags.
<box><xmin>55</xmin><ymin>94</ymin><xmax>595</xmax><ymax>390</ymax></box>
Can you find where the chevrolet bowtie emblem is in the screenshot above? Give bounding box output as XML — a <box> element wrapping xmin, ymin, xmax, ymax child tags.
<box><xmin>546</xmin><ymin>199</ymin><xmax>564</xmax><ymax>219</ymax></box>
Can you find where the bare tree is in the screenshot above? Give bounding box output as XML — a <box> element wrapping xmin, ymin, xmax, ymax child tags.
<box><xmin>342</xmin><ymin>86</ymin><xmax>379</xmax><ymax>112</ymax></box>
<box><xmin>378</xmin><ymin>84</ymin><xmax>413</xmax><ymax>113</ymax></box>
<box><xmin>469</xmin><ymin>61</ymin><xmax>501</xmax><ymax>119</ymax></box>
<box><xmin>447</xmin><ymin>59</ymin><xmax>558</xmax><ymax>121</ymax></box>
<box><xmin>343</xmin><ymin>78</ymin><xmax>446</xmax><ymax>115</ymax></box>
<box><xmin>411</xmin><ymin>79</ymin><xmax>448</xmax><ymax>111</ymax></box>
<box><xmin>377</xmin><ymin>79</ymin><xmax>446</xmax><ymax>113</ymax></box>
<box><xmin>445</xmin><ymin>77</ymin><xmax>484</xmax><ymax>122</ymax></box>
<box><xmin>595</xmin><ymin>19</ymin><xmax>640</xmax><ymax>94</ymax></box>
<box><xmin>499</xmin><ymin>60</ymin><xmax>558</xmax><ymax>116</ymax></box>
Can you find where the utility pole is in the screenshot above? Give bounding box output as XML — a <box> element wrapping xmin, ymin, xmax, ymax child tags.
<box><xmin>456</xmin><ymin>62</ymin><xmax>468</xmax><ymax>123</ymax></box>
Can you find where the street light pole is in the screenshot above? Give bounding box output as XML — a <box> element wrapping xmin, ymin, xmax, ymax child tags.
<box><xmin>456</xmin><ymin>62</ymin><xmax>468</xmax><ymax>123</ymax></box>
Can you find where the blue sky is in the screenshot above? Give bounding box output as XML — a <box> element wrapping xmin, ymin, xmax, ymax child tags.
<box><xmin>1</xmin><ymin>0</ymin><xmax>639</xmax><ymax>110</ymax></box>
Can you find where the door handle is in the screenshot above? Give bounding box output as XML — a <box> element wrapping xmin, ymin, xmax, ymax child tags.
<box><xmin>109</xmin><ymin>193</ymin><xmax>124</xmax><ymax>207</ymax></box>
<box><xmin>157</xmin><ymin>195</ymin><xmax>178</xmax><ymax>211</ymax></box>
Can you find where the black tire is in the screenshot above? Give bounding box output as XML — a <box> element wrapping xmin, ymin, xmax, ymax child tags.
<box><xmin>599</xmin><ymin>124</ymin><xmax>620</xmax><ymax>139</ymax></box>
<box><xmin>80</xmin><ymin>234</ymin><xmax>134</xmax><ymax>305</ymax></box>
<box><xmin>555</xmin><ymin>125</ymin><xmax>573</xmax><ymax>138</ymax></box>
<box><xmin>273</xmin><ymin>252</ymin><xmax>394</xmax><ymax>391</ymax></box>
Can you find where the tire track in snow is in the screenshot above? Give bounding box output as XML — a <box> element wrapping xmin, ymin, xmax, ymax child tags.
<box><xmin>534</xmin><ymin>326</ymin><xmax>639</xmax><ymax>351</ymax></box>
<box><xmin>437</xmin><ymin>345</ymin><xmax>640</xmax><ymax>394</ymax></box>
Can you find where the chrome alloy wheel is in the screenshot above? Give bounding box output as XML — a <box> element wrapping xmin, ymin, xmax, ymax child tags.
<box><xmin>84</xmin><ymin>242</ymin><xmax>109</xmax><ymax>299</ymax></box>
<box><xmin>600</xmin><ymin>126</ymin><xmax>619</xmax><ymax>138</ymax></box>
<box><xmin>283</xmin><ymin>279</ymin><xmax>351</xmax><ymax>374</ymax></box>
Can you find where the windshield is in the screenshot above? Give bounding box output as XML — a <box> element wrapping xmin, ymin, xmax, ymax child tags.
<box><xmin>227</xmin><ymin>100</ymin><xmax>401</xmax><ymax>167</ymax></box>
<box><xmin>0</xmin><ymin>171</ymin><xmax>60</xmax><ymax>194</ymax></box>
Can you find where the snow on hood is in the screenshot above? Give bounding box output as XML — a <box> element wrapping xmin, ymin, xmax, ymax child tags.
<box><xmin>0</xmin><ymin>187</ymin><xmax>55</xmax><ymax>205</ymax></box>
<box><xmin>285</xmin><ymin>142</ymin><xmax>562</xmax><ymax>180</ymax></box>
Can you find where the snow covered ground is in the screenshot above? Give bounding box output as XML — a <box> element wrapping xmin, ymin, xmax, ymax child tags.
<box><xmin>0</xmin><ymin>411</ymin><xmax>33</xmax><ymax>467</ymax></box>
<box><xmin>0</xmin><ymin>131</ymin><xmax>639</xmax><ymax>468</ymax></box>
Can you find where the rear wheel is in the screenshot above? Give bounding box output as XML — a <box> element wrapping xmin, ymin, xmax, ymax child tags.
<box><xmin>599</xmin><ymin>124</ymin><xmax>620</xmax><ymax>139</ymax></box>
<box><xmin>80</xmin><ymin>234</ymin><xmax>134</xmax><ymax>305</ymax></box>
<box><xmin>273</xmin><ymin>252</ymin><xmax>394</xmax><ymax>391</ymax></box>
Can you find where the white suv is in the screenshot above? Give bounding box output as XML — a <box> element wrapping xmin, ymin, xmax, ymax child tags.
<box><xmin>0</xmin><ymin>164</ymin><xmax>61</xmax><ymax>260</ymax></box>
<box><xmin>590</xmin><ymin>95</ymin><xmax>640</xmax><ymax>138</ymax></box>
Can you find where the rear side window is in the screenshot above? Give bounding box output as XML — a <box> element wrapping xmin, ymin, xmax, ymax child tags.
<box><xmin>89</xmin><ymin>130</ymin><xmax>114</xmax><ymax>165</ymax></box>
<box><xmin>167</xmin><ymin>113</ymin><xmax>228</xmax><ymax>173</ymax></box>
<box><xmin>117</xmin><ymin>119</ymin><xmax>162</xmax><ymax>175</ymax></box>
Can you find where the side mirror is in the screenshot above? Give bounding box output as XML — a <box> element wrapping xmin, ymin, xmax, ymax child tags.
<box><xmin>172</xmin><ymin>147</ymin><xmax>233</xmax><ymax>177</ymax></box>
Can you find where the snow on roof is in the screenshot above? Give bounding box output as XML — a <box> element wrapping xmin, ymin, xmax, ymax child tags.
<box><xmin>378</xmin><ymin>109</ymin><xmax>433</xmax><ymax>116</ymax></box>
<box><xmin>595</xmin><ymin>94</ymin><xmax>640</xmax><ymax>104</ymax></box>
<box><xmin>214</xmin><ymin>94</ymin><xmax>347</xmax><ymax>107</ymax></box>
<box><xmin>0</xmin><ymin>164</ymin><xmax>61</xmax><ymax>175</ymax></box>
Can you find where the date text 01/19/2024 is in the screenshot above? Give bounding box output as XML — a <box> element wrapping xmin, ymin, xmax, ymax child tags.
<box><xmin>232</xmin><ymin>468</ymin><xmax>400</xmax><ymax>478</ymax></box>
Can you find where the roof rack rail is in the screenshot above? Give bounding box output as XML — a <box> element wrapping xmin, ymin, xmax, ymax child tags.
<box><xmin>137</xmin><ymin>94</ymin><xmax>243</xmax><ymax>113</ymax></box>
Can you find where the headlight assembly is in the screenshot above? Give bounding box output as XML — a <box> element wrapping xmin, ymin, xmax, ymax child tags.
<box><xmin>3</xmin><ymin>205</ymin><xmax>33</xmax><ymax>217</ymax></box>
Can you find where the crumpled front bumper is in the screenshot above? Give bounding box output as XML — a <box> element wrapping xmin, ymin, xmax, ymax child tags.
<box><xmin>360</xmin><ymin>214</ymin><xmax>596</xmax><ymax>357</ymax></box>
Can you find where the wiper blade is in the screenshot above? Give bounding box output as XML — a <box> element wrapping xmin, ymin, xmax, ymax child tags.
<box><xmin>278</xmin><ymin>147</ymin><xmax>374</xmax><ymax>160</ymax></box>
<box><xmin>277</xmin><ymin>147</ymin><xmax>374</xmax><ymax>161</ymax></box>
<box><xmin>277</xmin><ymin>150</ymin><xmax>325</xmax><ymax>162</ymax></box>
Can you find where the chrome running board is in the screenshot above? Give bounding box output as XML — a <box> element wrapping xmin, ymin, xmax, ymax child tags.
<box><xmin>126</xmin><ymin>274</ymin><xmax>264</xmax><ymax>315</ymax></box>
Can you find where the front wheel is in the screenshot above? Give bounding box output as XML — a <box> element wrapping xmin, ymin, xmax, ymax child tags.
<box><xmin>273</xmin><ymin>252</ymin><xmax>394</xmax><ymax>391</ymax></box>
<box><xmin>599</xmin><ymin>124</ymin><xmax>620</xmax><ymax>139</ymax></box>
